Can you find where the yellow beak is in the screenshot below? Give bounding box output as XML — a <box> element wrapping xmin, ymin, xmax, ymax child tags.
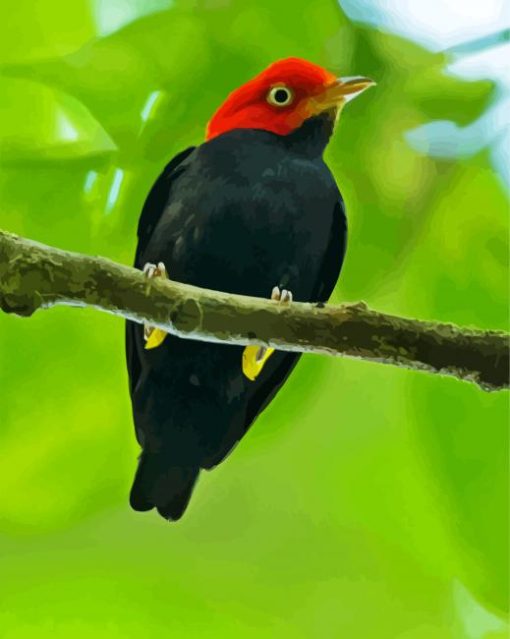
<box><xmin>310</xmin><ymin>76</ymin><xmax>375</xmax><ymax>112</ymax></box>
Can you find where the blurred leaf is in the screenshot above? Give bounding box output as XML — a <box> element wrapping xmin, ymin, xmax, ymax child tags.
<box><xmin>0</xmin><ymin>309</ymin><xmax>134</xmax><ymax>534</ymax></box>
<box><xmin>0</xmin><ymin>0</ymin><xmax>96</xmax><ymax>65</ymax></box>
<box><xmin>0</xmin><ymin>77</ymin><xmax>116</xmax><ymax>163</ymax></box>
<box><xmin>390</xmin><ymin>156</ymin><xmax>509</xmax><ymax>615</ymax></box>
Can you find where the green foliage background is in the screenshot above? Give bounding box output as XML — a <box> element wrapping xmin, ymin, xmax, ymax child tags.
<box><xmin>0</xmin><ymin>1</ymin><xmax>507</xmax><ymax>637</ymax></box>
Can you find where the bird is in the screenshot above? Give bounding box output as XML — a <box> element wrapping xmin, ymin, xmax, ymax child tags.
<box><xmin>126</xmin><ymin>57</ymin><xmax>374</xmax><ymax>521</ymax></box>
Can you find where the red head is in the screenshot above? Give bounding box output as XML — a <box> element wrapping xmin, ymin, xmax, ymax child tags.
<box><xmin>206</xmin><ymin>57</ymin><xmax>374</xmax><ymax>141</ymax></box>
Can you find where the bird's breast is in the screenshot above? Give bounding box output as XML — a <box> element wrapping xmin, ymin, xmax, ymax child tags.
<box><xmin>151</xmin><ymin>137</ymin><xmax>339</xmax><ymax>302</ymax></box>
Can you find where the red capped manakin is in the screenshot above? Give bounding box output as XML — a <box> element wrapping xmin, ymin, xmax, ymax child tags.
<box><xmin>126</xmin><ymin>58</ymin><xmax>374</xmax><ymax>520</ymax></box>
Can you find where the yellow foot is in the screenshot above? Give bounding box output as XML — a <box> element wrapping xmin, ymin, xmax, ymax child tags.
<box><xmin>145</xmin><ymin>328</ymin><xmax>168</xmax><ymax>350</ymax></box>
<box><xmin>242</xmin><ymin>286</ymin><xmax>293</xmax><ymax>381</ymax></box>
<box><xmin>143</xmin><ymin>262</ymin><xmax>169</xmax><ymax>350</ymax></box>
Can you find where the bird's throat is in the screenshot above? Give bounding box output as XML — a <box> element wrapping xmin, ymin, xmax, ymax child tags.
<box><xmin>284</xmin><ymin>111</ymin><xmax>336</xmax><ymax>157</ymax></box>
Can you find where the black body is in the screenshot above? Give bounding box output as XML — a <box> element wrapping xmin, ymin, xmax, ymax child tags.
<box><xmin>126</xmin><ymin>114</ymin><xmax>347</xmax><ymax>520</ymax></box>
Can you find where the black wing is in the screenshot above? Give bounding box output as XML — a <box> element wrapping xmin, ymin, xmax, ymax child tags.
<box><xmin>314</xmin><ymin>198</ymin><xmax>347</xmax><ymax>303</ymax></box>
<box><xmin>126</xmin><ymin>147</ymin><xmax>195</xmax><ymax>397</ymax></box>
<box><xmin>135</xmin><ymin>147</ymin><xmax>195</xmax><ymax>266</ymax></box>
<box><xmin>242</xmin><ymin>197</ymin><xmax>347</xmax><ymax>432</ymax></box>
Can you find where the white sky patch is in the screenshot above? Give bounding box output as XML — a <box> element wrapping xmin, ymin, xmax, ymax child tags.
<box><xmin>407</xmin><ymin>43</ymin><xmax>510</xmax><ymax>157</ymax></box>
<box><xmin>448</xmin><ymin>42</ymin><xmax>510</xmax><ymax>186</ymax></box>
<box><xmin>447</xmin><ymin>41</ymin><xmax>510</xmax><ymax>88</ymax></box>
<box><xmin>406</xmin><ymin>42</ymin><xmax>510</xmax><ymax>186</ymax></box>
<box><xmin>338</xmin><ymin>0</ymin><xmax>510</xmax><ymax>51</ymax></box>
<box><xmin>92</xmin><ymin>0</ymin><xmax>173</xmax><ymax>37</ymax></box>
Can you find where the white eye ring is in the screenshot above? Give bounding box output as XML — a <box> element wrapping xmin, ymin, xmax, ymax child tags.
<box><xmin>267</xmin><ymin>86</ymin><xmax>294</xmax><ymax>107</ymax></box>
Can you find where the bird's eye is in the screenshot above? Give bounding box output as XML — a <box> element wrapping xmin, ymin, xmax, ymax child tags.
<box><xmin>267</xmin><ymin>86</ymin><xmax>294</xmax><ymax>107</ymax></box>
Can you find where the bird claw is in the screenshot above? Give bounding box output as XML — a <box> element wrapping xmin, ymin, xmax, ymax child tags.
<box><xmin>243</xmin><ymin>284</ymin><xmax>293</xmax><ymax>381</ymax></box>
<box><xmin>272</xmin><ymin>286</ymin><xmax>293</xmax><ymax>304</ymax></box>
<box><xmin>143</xmin><ymin>261</ymin><xmax>169</xmax><ymax>349</ymax></box>
<box><xmin>143</xmin><ymin>261</ymin><xmax>167</xmax><ymax>281</ymax></box>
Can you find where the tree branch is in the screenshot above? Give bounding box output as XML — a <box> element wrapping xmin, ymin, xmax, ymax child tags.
<box><xmin>0</xmin><ymin>230</ymin><xmax>508</xmax><ymax>391</ymax></box>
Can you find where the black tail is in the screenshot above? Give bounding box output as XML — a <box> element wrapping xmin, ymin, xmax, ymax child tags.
<box><xmin>129</xmin><ymin>451</ymin><xmax>199</xmax><ymax>521</ymax></box>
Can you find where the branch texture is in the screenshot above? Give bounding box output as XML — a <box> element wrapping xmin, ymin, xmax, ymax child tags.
<box><xmin>0</xmin><ymin>230</ymin><xmax>508</xmax><ymax>391</ymax></box>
